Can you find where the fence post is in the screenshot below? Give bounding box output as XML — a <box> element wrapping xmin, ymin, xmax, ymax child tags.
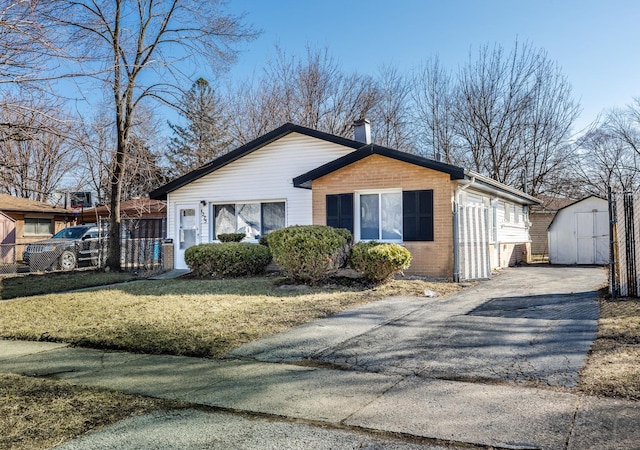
<box><xmin>608</xmin><ymin>186</ymin><xmax>617</xmax><ymax>298</ymax></box>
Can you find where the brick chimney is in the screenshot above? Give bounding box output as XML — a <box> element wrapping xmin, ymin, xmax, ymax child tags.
<box><xmin>353</xmin><ymin>118</ymin><xmax>371</xmax><ymax>144</ymax></box>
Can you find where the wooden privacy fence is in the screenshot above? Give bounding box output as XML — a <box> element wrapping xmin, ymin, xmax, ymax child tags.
<box><xmin>610</xmin><ymin>190</ymin><xmax>640</xmax><ymax>297</ymax></box>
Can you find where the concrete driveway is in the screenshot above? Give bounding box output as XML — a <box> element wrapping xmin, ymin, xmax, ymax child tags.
<box><xmin>231</xmin><ymin>265</ymin><xmax>606</xmax><ymax>388</ymax></box>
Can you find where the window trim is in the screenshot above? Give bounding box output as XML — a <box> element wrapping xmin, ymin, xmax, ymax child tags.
<box><xmin>354</xmin><ymin>189</ymin><xmax>403</xmax><ymax>243</ymax></box>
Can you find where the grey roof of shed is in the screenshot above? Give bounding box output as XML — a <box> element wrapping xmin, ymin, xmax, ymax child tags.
<box><xmin>149</xmin><ymin>123</ymin><xmax>364</xmax><ymax>200</ymax></box>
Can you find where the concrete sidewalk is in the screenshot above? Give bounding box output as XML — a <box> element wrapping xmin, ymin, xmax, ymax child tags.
<box><xmin>1</xmin><ymin>339</ymin><xmax>638</xmax><ymax>450</ymax></box>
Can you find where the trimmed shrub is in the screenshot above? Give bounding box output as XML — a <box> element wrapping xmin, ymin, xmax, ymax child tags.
<box><xmin>349</xmin><ymin>241</ymin><xmax>412</xmax><ymax>283</ymax></box>
<box><xmin>268</xmin><ymin>225</ymin><xmax>353</xmax><ymax>284</ymax></box>
<box><xmin>258</xmin><ymin>234</ymin><xmax>270</xmax><ymax>247</ymax></box>
<box><xmin>217</xmin><ymin>232</ymin><xmax>246</xmax><ymax>243</ymax></box>
<box><xmin>184</xmin><ymin>242</ymin><xmax>272</xmax><ymax>278</ymax></box>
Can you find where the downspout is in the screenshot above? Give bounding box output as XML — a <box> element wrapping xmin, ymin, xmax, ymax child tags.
<box><xmin>453</xmin><ymin>176</ymin><xmax>476</xmax><ymax>282</ymax></box>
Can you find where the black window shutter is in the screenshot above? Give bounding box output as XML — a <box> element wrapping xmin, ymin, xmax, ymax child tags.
<box><xmin>326</xmin><ymin>193</ymin><xmax>354</xmax><ymax>235</ymax></box>
<box><xmin>403</xmin><ymin>190</ymin><xmax>433</xmax><ymax>241</ymax></box>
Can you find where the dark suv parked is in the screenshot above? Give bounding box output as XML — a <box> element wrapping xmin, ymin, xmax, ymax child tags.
<box><xmin>24</xmin><ymin>225</ymin><xmax>103</xmax><ymax>272</ymax></box>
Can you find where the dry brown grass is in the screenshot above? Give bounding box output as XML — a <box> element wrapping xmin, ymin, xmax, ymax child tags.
<box><xmin>579</xmin><ymin>295</ymin><xmax>640</xmax><ymax>400</ymax></box>
<box><xmin>0</xmin><ymin>276</ymin><xmax>460</xmax><ymax>358</ymax></box>
<box><xmin>0</xmin><ymin>373</ymin><xmax>181</xmax><ymax>450</ymax></box>
<box><xmin>0</xmin><ymin>276</ymin><xmax>459</xmax><ymax>449</ymax></box>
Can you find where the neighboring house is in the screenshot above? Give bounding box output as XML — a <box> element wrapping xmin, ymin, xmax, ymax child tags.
<box><xmin>529</xmin><ymin>195</ymin><xmax>575</xmax><ymax>259</ymax></box>
<box><xmin>150</xmin><ymin>122</ymin><xmax>539</xmax><ymax>280</ymax></box>
<box><xmin>0</xmin><ymin>194</ymin><xmax>76</xmax><ymax>248</ymax></box>
<box><xmin>0</xmin><ymin>211</ymin><xmax>16</xmax><ymax>264</ymax></box>
<box><xmin>548</xmin><ymin>196</ymin><xmax>609</xmax><ymax>265</ymax></box>
<box><xmin>83</xmin><ymin>198</ymin><xmax>167</xmax><ymax>238</ymax></box>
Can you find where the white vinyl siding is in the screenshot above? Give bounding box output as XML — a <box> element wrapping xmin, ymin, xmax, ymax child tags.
<box><xmin>166</xmin><ymin>133</ymin><xmax>354</xmax><ymax>266</ymax></box>
<box><xmin>463</xmin><ymin>188</ymin><xmax>530</xmax><ymax>244</ymax></box>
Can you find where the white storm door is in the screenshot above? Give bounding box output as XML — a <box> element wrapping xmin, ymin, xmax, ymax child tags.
<box><xmin>176</xmin><ymin>205</ymin><xmax>198</xmax><ymax>269</ymax></box>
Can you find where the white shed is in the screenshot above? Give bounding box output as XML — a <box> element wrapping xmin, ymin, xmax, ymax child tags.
<box><xmin>548</xmin><ymin>196</ymin><xmax>609</xmax><ymax>265</ymax></box>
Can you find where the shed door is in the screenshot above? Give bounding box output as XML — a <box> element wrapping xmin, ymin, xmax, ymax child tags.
<box><xmin>576</xmin><ymin>211</ymin><xmax>609</xmax><ymax>265</ymax></box>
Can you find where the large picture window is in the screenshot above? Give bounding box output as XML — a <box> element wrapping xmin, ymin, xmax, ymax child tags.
<box><xmin>213</xmin><ymin>201</ymin><xmax>285</xmax><ymax>240</ymax></box>
<box><xmin>23</xmin><ymin>218</ymin><xmax>53</xmax><ymax>236</ymax></box>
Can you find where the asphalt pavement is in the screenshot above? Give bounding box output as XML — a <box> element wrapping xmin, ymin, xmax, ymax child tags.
<box><xmin>1</xmin><ymin>265</ymin><xmax>638</xmax><ymax>450</ymax></box>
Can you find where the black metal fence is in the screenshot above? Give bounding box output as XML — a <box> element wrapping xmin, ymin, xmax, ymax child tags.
<box><xmin>0</xmin><ymin>218</ymin><xmax>166</xmax><ymax>276</ymax></box>
<box><xmin>609</xmin><ymin>189</ymin><xmax>639</xmax><ymax>297</ymax></box>
<box><xmin>118</xmin><ymin>218</ymin><xmax>166</xmax><ymax>272</ymax></box>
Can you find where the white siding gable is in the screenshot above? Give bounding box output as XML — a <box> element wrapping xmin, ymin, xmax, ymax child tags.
<box><xmin>167</xmin><ymin>132</ymin><xmax>355</xmax><ymax>267</ymax></box>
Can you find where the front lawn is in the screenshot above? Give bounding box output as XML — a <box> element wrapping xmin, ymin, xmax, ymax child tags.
<box><xmin>0</xmin><ymin>373</ymin><xmax>183</xmax><ymax>450</ymax></box>
<box><xmin>0</xmin><ymin>270</ymin><xmax>138</xmax><ymax>300</ymax></box>
<box><xmin>579</xmin><ymin>293</ymin><xmax>640</xmax><ymax>400</ymax></box>
<box><xmin>0</xmin><ymin>276</ymin><xmax>459</xmax><ymax>358</ymax></box>
<box><xmin>0</xmin><ymin>275</ymin><xmax>458</xmax><ymax>449</ymax></box>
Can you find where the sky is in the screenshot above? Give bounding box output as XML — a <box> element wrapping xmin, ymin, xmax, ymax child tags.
<box><xmin>215</xmin><ymin>0</ymin><xmax>640</xmax><ymax>134</ymax></box>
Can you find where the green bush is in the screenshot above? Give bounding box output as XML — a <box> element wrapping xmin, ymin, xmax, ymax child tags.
<box><xmin>268</xmin><ymin>225</ymin><xmax>352</xmax><ymax>284</ymax></box>
<box><xmin>217</xmin><ymin>232</ymin><xmax>246</xmax><ymax>243</ymax></box>
<box><xmin>349</xmin><ymin>241</ymin><xmax>412</xmax><ymax>283</ymax></box>
<box><xmin>184</xmin><ymin>242</ymin><xmax>272</xmax><ymax>278</ymax></box>
<box><xmin>258</xmin><ymin>235</ymin><xmax>270</xmax><ymax>247</ymax></box>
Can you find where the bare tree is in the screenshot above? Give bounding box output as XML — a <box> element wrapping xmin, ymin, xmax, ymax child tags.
<box><xmin>370</xmin><ymin>65</ymin><xmax>413</xmax><ymax>151</ymax></box>
<box><xmin>576</xmin><ymin>108</ymin><xmax>640</xmax><ymax>196</ymax></box>
<box><xmin>0</xmin><ymin>91</ymin><xmax>78</xmax><ymax>202</ymax></box>
<box><xmin>0</xmin><ymin>0</ymin><xmax>58</xmax><ymax>84</ymax></box>
<box><xmin>227</xmin><ymin>46</ymin><xmax>379</xmax><ymax>144</ymax></box>
<box><xmin>42</xmin><ymin>0</ymin><xmax>255</xmax><ymax>270</ymax></box>
<box><xmin>75</xmin><ymin>104</ymin><xmax>170</xmax><ymax>204</ymax></box>
<box><xmin>412</xmin><ymin>57</ymin><xmax>459</xmax><ymax>162</ymax></box>
<box><xmin>412</xmin><ymin>41</ymin><xmax>579</xmax><ymax>196</ymax></box>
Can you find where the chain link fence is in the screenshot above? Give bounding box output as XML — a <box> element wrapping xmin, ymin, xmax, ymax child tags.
<box><xmin>0</xmin><ymin>218</ymin><xmax>166</xmax><ymax>277</ymax></box>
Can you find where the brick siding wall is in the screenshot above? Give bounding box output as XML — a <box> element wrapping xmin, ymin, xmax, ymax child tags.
<box><xmin>311</xmin><ymin>154</ymin><xmax>455</xmax><ymax>278</ymax></box>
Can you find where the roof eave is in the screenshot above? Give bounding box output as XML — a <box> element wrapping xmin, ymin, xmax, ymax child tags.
<box><xmin>293</xmin><ymin>145</ymin><xmax>466</xmax><ymax>187</ymax></box>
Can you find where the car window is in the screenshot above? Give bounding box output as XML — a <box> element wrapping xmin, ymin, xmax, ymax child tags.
<box><xmin>52</xmin><ymin>228</ymin><xmax>88</xmax><ymax>239</ymax></box>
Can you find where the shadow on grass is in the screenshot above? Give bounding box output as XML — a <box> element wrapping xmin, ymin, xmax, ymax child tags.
<box><xmin>0</xmin><ymin>271</ymin><xmax>138</xmax><ymax>300</ymax></box>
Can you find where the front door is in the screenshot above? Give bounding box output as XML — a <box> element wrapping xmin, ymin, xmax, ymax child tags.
<box><xmin>176</xmin><ymin>206</ymin><xmax>198</xmax><ymax>269</ymax></box>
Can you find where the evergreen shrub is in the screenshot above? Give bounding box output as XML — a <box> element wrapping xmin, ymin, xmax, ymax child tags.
<box><xmin>184</xmin><ymin>242</ymin><xmax>272</xmax><ymax>277</ymax></box>
<box><xmin>267</xmin><ymin>225</ymin><xmax>352</xmax><ymax>284</ymax></box>
<box><xmin>349</xmin><ymin>241</ymin><xmax>412</xmax><ymax>282</ymax></box>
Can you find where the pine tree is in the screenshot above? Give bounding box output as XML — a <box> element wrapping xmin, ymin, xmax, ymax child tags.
<box><xmin>167</xmin><ymin>78</ymin><xmax>231</xmax><ymax>177</ymax></box>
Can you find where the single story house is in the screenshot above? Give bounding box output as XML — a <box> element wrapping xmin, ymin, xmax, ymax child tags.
<box><xmin>150</xmin><ymin>121</ymin><xmax>539</xmax><ymax>280</ymax></box>
<box><xmin>0</xmin><ymin>193</ymin><xmax>76</xmax><ymax>246</ymax></box>
<box><xmin>548</xmin><ymin>196</ymin><xmax>609</xmax><ymax>265</ymax></box>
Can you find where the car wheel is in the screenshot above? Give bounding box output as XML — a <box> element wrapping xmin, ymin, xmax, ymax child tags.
<box><xmin>59</xmin><ymin>250</ymin><xmax>77</xmax><ymax>271</ymax></box>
